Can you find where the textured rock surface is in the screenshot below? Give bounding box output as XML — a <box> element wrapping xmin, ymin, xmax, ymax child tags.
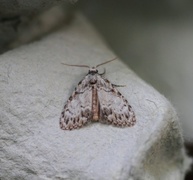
<box><xmin>0</xmin><ymin>13</ymin><xmax>190</xmax><ymax>180</ymax></box>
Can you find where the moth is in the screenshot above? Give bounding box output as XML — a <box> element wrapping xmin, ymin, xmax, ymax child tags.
<box><xmin>60</xmin><ymin>58</ymin><xmax>136</xmax><ymax>130</ymax></box>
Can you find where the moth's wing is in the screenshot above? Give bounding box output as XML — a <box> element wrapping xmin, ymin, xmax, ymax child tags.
<box><xmin>97</xmin><ymin>76</ymin><xmax>136</xmax><ymax>127</ymax></box>
<box><xmin>60</xmin><ymin>77</ymin><xmax>92</xmax><ymax>130</ymax></box>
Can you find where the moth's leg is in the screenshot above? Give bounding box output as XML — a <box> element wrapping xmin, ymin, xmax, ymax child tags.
<box><xmin>112</xmin><ymin>84</ymin><xmax>126</xmax><ymax>87</ymax></box>
<box><xmin>99</xmin><ymin>68</ymin><xmax>106</xmax><ymax>76</ymax></box>
<box><xmin>98</xmin><ymin>84</ymin><xmax>125</xmax><ymax>92</ymax></box>
<box><xmin>75</xmin><ymin>91</ymin><xmax>85</xmax><ymax>94</ymax></box>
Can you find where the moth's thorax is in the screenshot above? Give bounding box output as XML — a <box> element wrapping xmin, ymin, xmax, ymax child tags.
<box><xmin>88</xmin><ymin>67</ymin><xmax>98</xmax><ymax>85</ymax></box>
<box><xmin>88</xmin><ymin>67</ymin><xmax>98</xmax><ymax>75</ymax></box>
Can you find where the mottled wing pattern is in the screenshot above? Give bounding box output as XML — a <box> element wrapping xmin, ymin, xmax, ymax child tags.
<box><xmin>60</xmin><ymin>76</ymin><xmax>92</xmax><ymax>130</ymax></box>
<box><xmin>97</xmin><ymin>75</ymin><xmax>136</xmax><ymax>127</ymax></box>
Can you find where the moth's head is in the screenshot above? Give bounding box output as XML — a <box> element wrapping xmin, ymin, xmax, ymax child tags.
<box><xmin>88</xmin><ymin>67</ymin><xmax>98</xmax><ymax>75</ymax></box>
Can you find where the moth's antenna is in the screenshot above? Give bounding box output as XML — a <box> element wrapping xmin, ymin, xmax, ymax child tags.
<box><xmin>96</xmin><ymin>57</ymin><xmax>117</xmax><ymax>68</ymax></box>
<box><xmin>61</xmin><ymin>63</ymin><xmax>89</xmax><ymax>68</ymax></box>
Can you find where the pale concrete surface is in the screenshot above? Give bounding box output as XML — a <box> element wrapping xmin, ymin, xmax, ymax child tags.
<box><xmin>0</xmin><ymin>13</ymin><xmax>190</xmax><ymax>180</ymax></box>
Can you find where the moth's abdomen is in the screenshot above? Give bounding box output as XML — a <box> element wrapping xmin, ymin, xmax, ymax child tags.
<box><xmin>92</xmin><ymin>86</ymin><xmax>99</xmax><ymax>121</ymax></box>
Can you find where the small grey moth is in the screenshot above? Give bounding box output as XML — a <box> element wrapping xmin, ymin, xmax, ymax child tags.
<box><xmin>60</xmin><ymin>58</ymin><xmax>136</xmax><ymax>130</ymax></box>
